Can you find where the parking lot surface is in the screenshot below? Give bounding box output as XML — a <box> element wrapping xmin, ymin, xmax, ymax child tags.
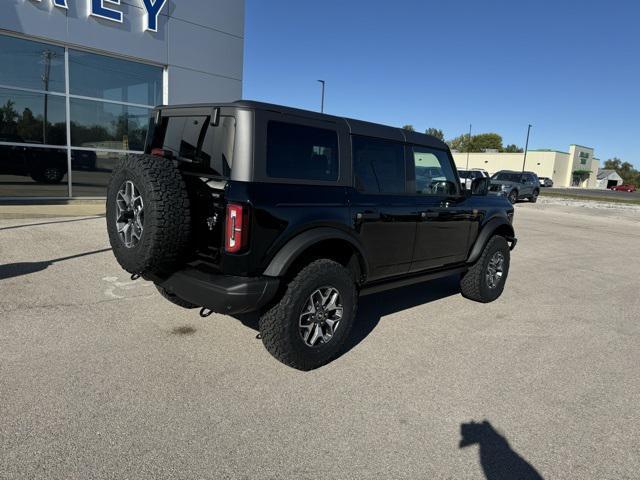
<box><xmin>1</xmin><ymin>204</ymin><xmax>639</xmax><ymax>479</ymax></box>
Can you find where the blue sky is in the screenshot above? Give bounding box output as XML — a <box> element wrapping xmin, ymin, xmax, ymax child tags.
<box><xmin>244</xmin><ymin>0</ymin><xmax>639</xmax><ymax>167</ymax></box>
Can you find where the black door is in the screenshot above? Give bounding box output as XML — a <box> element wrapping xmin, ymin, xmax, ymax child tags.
<box><xmin>408</xmin><ymin>145</ymin><xmax>473</xmax><ymax>272</ymax></box>
<box><xmin>350</xmin><ymin>136</ymin><xmax>417</xmax><ymax>281</ymax></box>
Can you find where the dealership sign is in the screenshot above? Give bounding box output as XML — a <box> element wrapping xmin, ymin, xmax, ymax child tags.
<box><xmin>34</xmin><ymin>0</ymin><xmax>168</xmax><ymax>32</ymax></box>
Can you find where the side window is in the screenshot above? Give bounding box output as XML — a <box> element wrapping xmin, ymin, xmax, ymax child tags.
<box><xmin>352</xmin><ymin>136</ymin><xmax>406</xmax><ymax>194</ymax></box>
<box><xmin>267</xmin><ymin>121</ymin><xmax>339</xmax><ymax>181</ymax></box>
<box><xmin>161</xmin><ymin>116</ymin><xmax>207</xmax><ymax>160</ymax></box>
<box><xmin>412</xmin><ymin>146</ymin><xmax>458</xmax><ymax>195</ymax></box>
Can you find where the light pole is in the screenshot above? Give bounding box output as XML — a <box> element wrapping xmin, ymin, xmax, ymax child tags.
<box><xmin>465</xmin><ymin>123</ymin><xmax>472</xmax><ymax>169</ymax></box>
<box><xmin>522</xmin><ymin>124</ymin><xmax>532</xmax><ymax>173</ymax></box>
<box><xmin>41</xmin><ymin>49</ymin><xmax>55</xmax><ymax>144</ymax></box>
<box><xmin>317</xmin><ymin>80</ymin><xmax>325</xmax><ymax>113</ymax></box>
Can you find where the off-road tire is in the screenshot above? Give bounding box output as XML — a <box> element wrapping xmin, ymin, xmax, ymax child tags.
<box><xmin>106</xmin><ymin>154</ymin><xmax>192</xmax><ymax>277</ymax></box>
<box><xmin>508</xmin><ymin>190</ymin><xmax>518</xmax><ymax>204</ymax></box>
<box><xmin>156</xmin><ymin>285</ymin><xmax>198</xmax><ymax>309</ymax></box>
<box><xmin>460</xmin><ymin>235</ymin><xmax>510</xmax><ymax>303</ymax></box>
<box><xmin>259</xmin><ymin>259</ymin><xmax>357</xmax><ymax>370</ymax></box>
<box><xmin>530</xmin><ymin>189</ymin><xmax>539</xmax><ymax>203</ymax></box>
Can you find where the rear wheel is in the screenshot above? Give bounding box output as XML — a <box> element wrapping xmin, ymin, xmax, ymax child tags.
<box><xmin>530</xmin><ymin>189</ymin><xmax>539</xmax><ymax>203</ymax></box>
<box><xmin>259</xmin><ymin>259</ymin><xmax>357</xmax><ymax>370</ymax></box>
<box><xmin>460</xmin><ymin>235</ymin><xmax>510</xmax><ymax>303</ymax></box>
<box><xmin>31</xmin><ymin>166</ymin><xmax>65</xmax><ymax>184</ymax></box>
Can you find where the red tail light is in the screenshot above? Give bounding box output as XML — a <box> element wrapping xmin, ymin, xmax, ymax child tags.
<box><xmin>225</xmin><ymin>203</ymin><xmax>249</xmax><ymax>253</ymax></box>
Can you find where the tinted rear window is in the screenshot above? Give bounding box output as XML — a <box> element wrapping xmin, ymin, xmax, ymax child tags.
<box><xmin>267</xmin><ymin>121</ymin><xmax>339</xmax><ymax>181</ymax></box>
<box><xmin>153</xmin><ymin>114</ymin><xmax>235</xmax><ymax>177</ymax></box>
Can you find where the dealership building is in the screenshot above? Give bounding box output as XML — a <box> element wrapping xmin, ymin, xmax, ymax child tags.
<box><xmin>0</xmin><ymin>0</ymin><xmax>244</xmax><ymax>199</ymax></box>
<box><xmin>452</xmin><ymin>144</ymin><xmax>601</xmax><ymax>188</ymax></box>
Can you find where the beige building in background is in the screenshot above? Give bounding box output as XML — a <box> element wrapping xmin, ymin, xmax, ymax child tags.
<box><xmin>452</xmin><ymin>145</ymin><xmax>600</xmax><ymax>188</ymax></box>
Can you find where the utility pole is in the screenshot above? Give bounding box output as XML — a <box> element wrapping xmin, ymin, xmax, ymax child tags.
<box><xmin>465</xmin><ymin>123</ymin><xmax>472</xmax><ymax>169</ymax></box>
<box><xmin>522</xmin><ymin>124</ymin><xmax>532</xmax><ymax>174</ymax></box>
<box><xmin>317</xmin><ymin>80</ymin><xmax>325</xmax><ymax>113</ymax></box>
<box><xmin>41</xmin><ymin>49</ymin><xmax>54</xmax><ymax>144</ymax></box>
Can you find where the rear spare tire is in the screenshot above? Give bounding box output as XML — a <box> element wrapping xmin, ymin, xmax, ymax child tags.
<box><xmin>106</xmin><ymin>154</ymin><xmax>192</xmax><ymax>277</ymax></box>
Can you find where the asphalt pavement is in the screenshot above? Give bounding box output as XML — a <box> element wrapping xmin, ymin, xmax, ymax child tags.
<box><xmin>1</xmin><ymin>204</ymin><xmax>639</xmax><ymax>479</ymax></box>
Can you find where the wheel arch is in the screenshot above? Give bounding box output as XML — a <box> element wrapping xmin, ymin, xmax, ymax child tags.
<box><xmin>263</xmin><ymin>228</ymin><xmax>369</xmax><ymax>284</ymax></box>
<box><xmin>467</xmin><ymin>216</ymin><xmax>516</xmax><ymax>264</ymax></box>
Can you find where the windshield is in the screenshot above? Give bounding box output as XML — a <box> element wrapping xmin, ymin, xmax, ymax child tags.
<box><xmin>492</xmin><ymin>172</ymin><xmax>522</xmax><ymax>182</ymax></box>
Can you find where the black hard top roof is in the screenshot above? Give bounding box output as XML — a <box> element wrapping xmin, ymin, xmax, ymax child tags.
<box><xmin>158</xmin><ymin>100</ymin><xmax>449</xmax><ymax>150</ymax></box>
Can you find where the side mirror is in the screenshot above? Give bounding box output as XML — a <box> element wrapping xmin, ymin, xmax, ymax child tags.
<box><xmin>471</xmin><ymin>177</ymin><xmax>490</xmax><ymax>196</ymax></box>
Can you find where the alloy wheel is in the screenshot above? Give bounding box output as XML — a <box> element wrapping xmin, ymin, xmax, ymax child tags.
<box><xmin>115</xmin><ymin>180</ymin><xmax>145</xmax><ymax>248</ymax></box>
<box><xmin>486</xmin><ymin>251</ymin><xmax>505</xmax><ymax>289</ymax></box>
<box><xmin>299</xmin><ymin>287</ymin><xmax>343</xmax><ymax>347</ymax></box>
<box><xmin>44</xmin><ymin>167</ymin><xmax>61</xmax><ymax>182</ymax></box>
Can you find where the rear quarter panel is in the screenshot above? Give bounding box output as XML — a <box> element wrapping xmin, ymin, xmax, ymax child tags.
<box><xmin>222</xmin><ymin>181</ymin><xmax>352</xmax><ymax>276</ymax></box>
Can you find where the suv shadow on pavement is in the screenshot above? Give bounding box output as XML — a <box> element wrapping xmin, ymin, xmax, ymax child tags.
<box><xmin>460</xmin><ymin>420</ymin><xmax>544</xmax><ymax>480</ymax></box>
<box><xmin>235</xmin><ymin>274</ymin><xmax>461</xmax><ymax>361</ymax></box>
<box><xmin>0</xmin><ymin>248</ymin><xmax>112</xmax><ymax>281</ymax></box>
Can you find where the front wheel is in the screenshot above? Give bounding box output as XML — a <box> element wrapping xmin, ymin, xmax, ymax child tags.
<box><xmin>508</xmin><ymin>190</ymin><xmax>518</xmax><ymax>204</ymax></box>
<box><xmin>259</xmin><ymin>259</ymin><xmax>357</xmax><ymax>370</ymax></box>
<box><xmin>460</xmin><ymin>236</ymin><xmax>510</xmax><ymax>303</ymax></box>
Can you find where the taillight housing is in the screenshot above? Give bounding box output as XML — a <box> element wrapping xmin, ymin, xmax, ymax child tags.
<box><xmin>225</xmin><ymin>203</ymin><xmax>249</xmax><ymax>253</ymax></box>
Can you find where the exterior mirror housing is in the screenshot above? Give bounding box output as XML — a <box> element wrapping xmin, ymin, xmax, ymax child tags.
<box><xmin>471</xmin><ymin>177</ymin><xmax>490</xmax><ymax>196</ymax></box>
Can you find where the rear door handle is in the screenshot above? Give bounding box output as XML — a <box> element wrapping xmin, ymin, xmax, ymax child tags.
<box><xmin>420</xmin><ymin>211</ymin><xmax>439</xmax><ymax>219</ymax></box>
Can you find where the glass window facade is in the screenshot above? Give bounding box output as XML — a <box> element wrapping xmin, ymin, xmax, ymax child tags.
<box><xmin>0</xmin><ymin>33</ymin><xmax>164</xmax><ymax>198</ymax></box>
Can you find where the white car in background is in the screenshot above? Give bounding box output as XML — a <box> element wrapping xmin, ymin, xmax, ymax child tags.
<box><xmin>458</xmin><ymin>169</ymin><xmax>490</xmax><ymax>189</ymax></box>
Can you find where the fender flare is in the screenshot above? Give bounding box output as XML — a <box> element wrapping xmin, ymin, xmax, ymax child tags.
<box><xmin>467</xmin><ymin>216</ymin><xmax>516</xmax><ymax>264</ymax></box>
<box><xmin>263</xmin><ymin>227</ymin><xmax>369</xmax><ymax>279</ymax></box>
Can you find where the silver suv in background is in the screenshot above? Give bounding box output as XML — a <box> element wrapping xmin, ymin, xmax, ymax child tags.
<box><xmin>489</xmin><ymin>170</ymin><xmax>540</xmax><ymax>204</ymax></box>
<box><xmin>458</xmin><ymin>168</ymin><xmax>489</xmax><ymax>190</ymax></box>
<box><xmin>539</xmin><ymin>177</ymin><xmax>554</xmax><ymax>187</ymax></box>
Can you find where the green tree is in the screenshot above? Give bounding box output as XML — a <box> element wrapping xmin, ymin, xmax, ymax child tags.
<box><xmin>425</xmin><ymin>128</ymin><xmax>445</xmax><ymax>141</ymax></box>
<box><xmin>503</xmin><ymin>144</ymin><xmax>524</xmax><ymax>153</ymax></box>
<box><xmin>402</xmin><ymin>124</ymin><xmax>415</xmax><ymax>132</ymax></box>
<box><xmin>447</xmin><ymin>134</ymin><xmax>471</xmax><ymax>152</ymax></box>
<box><xmin>448</xmin><ymin>132</ymin><xmax>503</xmax><ymax>152</ymax></box>
<box><xmin>0</xmin><ymin>100</ymin><xmax>19</xmax><ymax>136</ymax></box>
<box><xmin>473</xmin><ymin>133</ymin><xmax>503</xmax><ymax>151</ymax></box>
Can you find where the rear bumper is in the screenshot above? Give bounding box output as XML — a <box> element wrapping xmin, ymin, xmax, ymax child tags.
<box><xmin>157</xmin><ymin>268</ymin><xmax>280</xmax><ymax>315</ymax></box>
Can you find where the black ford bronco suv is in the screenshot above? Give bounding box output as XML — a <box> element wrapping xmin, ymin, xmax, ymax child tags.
<box><xmin>106</xmin><ymin>101</ymin><xmax>516</xmax><ymax>370</ymax></box>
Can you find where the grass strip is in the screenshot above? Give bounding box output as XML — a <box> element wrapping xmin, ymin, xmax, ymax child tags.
<box><xmin>540</xmin><ymin>191</ymin><xmax>640</xmax><ymax>205</ymax></box>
